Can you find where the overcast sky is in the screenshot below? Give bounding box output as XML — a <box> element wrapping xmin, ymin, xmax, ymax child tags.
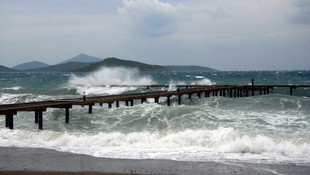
<box><xmin>0</xmin><ymin>0</ymin><xmax>309</xmax><ymax>70</ymax></box>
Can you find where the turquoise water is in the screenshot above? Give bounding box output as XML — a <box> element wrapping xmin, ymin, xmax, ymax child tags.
<box><xmin>0</xmin><ymin>68</ymin><xmax>310</xmax><ymax>164</ymax></box>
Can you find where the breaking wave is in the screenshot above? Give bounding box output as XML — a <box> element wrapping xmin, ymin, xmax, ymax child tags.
<box><xmin>0</xmin><ymin>127</ymin><xmax>309</xmax><ymax>163</ymax></box>
<box><xmin>67</xmin><ymin>67</ymin><xmax>154</xmax><ymax>95</ymax></box>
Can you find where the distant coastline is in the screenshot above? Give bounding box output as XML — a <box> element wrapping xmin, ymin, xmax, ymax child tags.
<box><xmin>0</xmin><ymin>54</ymin><xmax>218</xmax><ymax>73</ymax></box>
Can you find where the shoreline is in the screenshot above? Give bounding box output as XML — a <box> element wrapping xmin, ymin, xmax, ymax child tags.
<box><xmin>1</xmin><ymin>147</ymin><xmax>310</xmax><ymax>175</ymax></box>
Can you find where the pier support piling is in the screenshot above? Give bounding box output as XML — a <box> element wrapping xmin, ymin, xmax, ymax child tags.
<box><xmin>125</xmin><ymin>100</ymin><xmax>129</xmax><ymax>106</ymax></box>
<box><xmin>88</xmin><ymin>105</ymin><xmax>93</xmax><ymax>114</ymax></box>
<box><xmin>65</xmin><ymin>108</ymin><xmax>69</xmax><ymax>123</ymax></box>
<box><xmin>141</xmin><ymin>98</ymin><xmax>146</xmax><ymax>104</ymax></box>
<box><xmin>38</xmin><ymin>111</ymin><xmax>43</xmax><ymax>130</ymax></box>
<box><xmin>108</xmin><ymin>102</ymin><xmax>112</xmax><ymax>109</ymax></box>
<box><xmin>290</xmin><ymin>87</ymin><xmax>294</xmax><ymax>95</ymax></box>
<box><xmin>178</xmin><ymin>95</ymin><xmax>182</xmax><ymax>105</ymax></box>
<box><xmin>116</xmin><ymin>101</ymin><xmax>119</xmax><ymax>108</ymax></box>
<box><xmin>130</xmin><ymin>99</ymin><xmax>134</xmax><ymax>106</ymax></box>
<box><xmin>7</xmin><ymin>114</ymin><xmax>14</xmax><ymax>130</ymax></box>
<box><xmin>205</xmin><ymin>91</ymin><xmax>209</xmax><ymax>98</ymax></box>
<box><xmin>252</xmin><ymin>79</ymin><xmax>255</xmax><ymax>96</ymax></box>
<box><xmin>35</xmin><ymin>111</ymin><xmax>39</xmax><ymax>123</ymax></box>
<box><xmin>167</xmin><ymin>96</ymin><xmax>171</xmax><ymax>106</ymax></box>
<box><xmin>155</xmin><ymin>97</ymin><xmax>159</xmax><ymax>104</ymax></box>
<box><xmin>6</xmin><ymin>114</ymin><xmax>14</xmax><ymax>129</ymax></box>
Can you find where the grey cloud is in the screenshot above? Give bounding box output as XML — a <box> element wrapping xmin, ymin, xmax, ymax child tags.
<box><xmin>291</xmin><ymin>0</ymin><xmax>310</xmax><ymax>24</ymax></box>
<box><xmin>119</xmin><ymin>0</ymin><xmax>178</xmax><ymax>37</ymax></box>
<box><xmin>133</xmin><ymin>13</ymin><xmax>177</xmax><ymax>37</ymax></box>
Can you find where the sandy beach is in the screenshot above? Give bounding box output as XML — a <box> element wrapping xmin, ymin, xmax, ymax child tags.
<box><xmin>0</xmin><ymin>146</ymin><xmax>309</xmax><ymax>175</ymax></box>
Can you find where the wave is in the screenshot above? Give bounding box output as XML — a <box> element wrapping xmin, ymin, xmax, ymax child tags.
<box><xmin>166</xmin><ymin>78</ymin><xmax>213</xmax><ymax>91</ymax></box>
<box><xmin>67</xmin><ymin>67</ymin><xmax>154</xmax><ymax>95</ymax></box>
<box><xmin>2</xmin><ymin>86</ymin><xmax>22</xmax><ymax>91</ymax></box>
<box><xmin>0</xmin><ymin>93</ymin><xmax>53</xmax><ymax>104</ymax></box>
<box><xmin>0</xmin><ymin>127</ymin><xmax>309</xmax><ymax>163</ymax></box>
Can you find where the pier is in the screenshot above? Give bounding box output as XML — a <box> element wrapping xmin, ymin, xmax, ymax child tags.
<box><xmin>1</xmin><ymin>82</ymin><xmax>309</xmax><ymax>130</ymax></box>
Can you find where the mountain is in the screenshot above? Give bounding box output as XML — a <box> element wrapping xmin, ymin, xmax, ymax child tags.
<box><xmin>0</xmin><ymin>65</ymin><xmax>18</xmax><ymax>72</ymax></box>
<box><xmin>74</xmin><ymin>57</ymin><xmax>169</xmax><ymax>72</ymax></box>
<box><xmin>13</xmin><ymin>61</ymin><xmax>49</xmax><ymax>70</ymax></box>
<box><xmin>7</xmin><ymin>54</ymin><xmax>218</xmax><ymax>73</ymax></box>
<box><xmin>164</xmin><ymin>65</ymin><xmax>218</xmax><ymax>72</ymax></box>
<box><xmin>60</xmin><ymin>54</ymin><xmax>102</xmax><ymax>64</ymax></box>
<box><xmin>26</xmin><ymin>62</ymin><xmax>91</xmax><ymax>72</ymax></box>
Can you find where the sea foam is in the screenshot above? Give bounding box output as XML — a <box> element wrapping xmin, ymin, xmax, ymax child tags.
<box><xmin>0</xmin><ymin>127</ymin><xmax>309</xmax><ymax>164</ymax></box>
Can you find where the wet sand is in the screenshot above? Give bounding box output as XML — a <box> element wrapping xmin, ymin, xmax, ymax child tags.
<box><xmin>1</xmin><ymin>146</ymin><xmax>310</xmax><ymax>175</ymax></box>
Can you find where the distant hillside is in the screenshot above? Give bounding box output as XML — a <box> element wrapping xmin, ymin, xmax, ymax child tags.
<box><xmin>0</xmin><ymin>65</ymin><xmax>18</xmax><ymax>72</ymax></box>
<box><xmin>165</xmin><ymin>65</ymin><xmax>218</xmax><ymax>72</ymax></box>
<box><xmin>26</xmin><ymin>62</ymin><xmax>91</xmax><ymax>72</ymax></box>
<box><xmin>60</xmin><ymin>53</ymin><xmax>102</xmax><ymax>64</ymax></box>
<box><xmin>74</xmin><ymin>57</ymin><xmax>169</xmax><ymax>72</ymax></box>
<box><xmin>13</xmin><ymin>61</ymin><xmax>49</xmax><ymax>70</ymax></box>
<box><xmin>8</xmin><ymin>53</ymin><xmax>218</xmax><ymax>73</ymax></box>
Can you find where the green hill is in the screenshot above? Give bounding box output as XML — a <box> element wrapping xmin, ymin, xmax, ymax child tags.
<box><xmin>0</xmin><ymin>65</ymin><xmax>18</xmax><ymax>72</ymax></box>
<box><xmin>164</xmin><ymin>65</ymin><xmax>218</xmax><ymax>72</ymax></box>
<box><xmin>59</xmin><ymin>53</ymin><xmax>102</xmax><ymax>64</ymax></box>
<box><xmin>13</xmin><ymin>61</ymin><xmax>49</xmax><ymax>70</ymax></box>
<box><xmin>26</xmin><ymin>62</ymin><xmax>91</xmax><ymax>72</ymax></box>
<box><xmin>74</xmin><ymin>57</ymin><xmax>169</xmax><ymax>72</ymax></box>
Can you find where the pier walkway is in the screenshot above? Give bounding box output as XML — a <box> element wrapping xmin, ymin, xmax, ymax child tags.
<box><xmin>1</xmin><ymin>83</ymin><xmax>309</xmax><ymax>130</ymax></box>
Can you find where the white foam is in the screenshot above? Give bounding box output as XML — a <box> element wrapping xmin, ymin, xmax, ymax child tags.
<box><xmin>70</xmin><ymin>85</ymin><xmax>138</xmax><ymax>96</ymax></box>
<box><xmin>0</xmin><ymin>93</ymin><xmax>51</xmax><ymax>104</ymax></box>
<box><xmin>2</xmin><ymin>86</ymin><xmax>22</xmax><ymax>90</ymax></box>
<box><xmin>67</xmin><ymin>67</ymin><xmax>154</xmax><ymax>95</ymax></box>
<box><xmin>168</xmin><ymin>82</ymin><xmax>177</xmax><ymax>91</ymax></box>
<box><xmin>0</xmin><ymin>127</ymin><xmax>309</xmax><ymax>164</ymax></box>
<box><xmin>191</xmin><ymin>78</ymin><xmax>213</xmax><ymax>85</ymax></box>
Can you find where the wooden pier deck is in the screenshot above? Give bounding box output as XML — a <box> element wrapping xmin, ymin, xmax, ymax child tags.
<box><xmin>1</xmin><ymin>83</ymin><xmax>309</xmax><ymax>130</ymax></box>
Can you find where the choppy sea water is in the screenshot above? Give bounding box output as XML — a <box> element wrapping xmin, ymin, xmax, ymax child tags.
<box><xmin>0</xmin><ymin>68</ymin><xmax>310</xmax><ymax>165</ymax></box>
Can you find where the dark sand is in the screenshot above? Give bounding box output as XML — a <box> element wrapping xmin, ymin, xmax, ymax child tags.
<box><xmin>1</xmin><ymin>147</ymin><xmax>310</xmax><ymax>175</ymax></box>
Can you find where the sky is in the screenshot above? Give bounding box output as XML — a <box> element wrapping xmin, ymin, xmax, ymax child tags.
<box><xmin>0</xmin><ymin>0</ymin><xmax>309</xmax><ymax>71</ymax></box>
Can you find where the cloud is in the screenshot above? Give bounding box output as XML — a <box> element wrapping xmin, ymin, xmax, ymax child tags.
<box><xmin>291</xmin><ymin>0</ymin><xmax>310</xmax><ymax>24</ymax></box>
<box><xmin>118</xmin><ymin>0</ymin><xmax>178</xmax><ymax>37</ymax></box>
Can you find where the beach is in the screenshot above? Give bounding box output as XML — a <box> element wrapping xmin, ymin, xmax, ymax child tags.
<box><xmin>1</xmin><ymin>146</ymin><xmax>310</xmax><ymax>175</ymax></box>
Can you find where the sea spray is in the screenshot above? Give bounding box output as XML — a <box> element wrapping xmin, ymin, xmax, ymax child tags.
<box><xmin>196</xmin><ymin>78</ymin><xmax>213</xmax><ymax>85</ymax></box>
<box><xmin>67</xmin><ymin>67</ymin><xmax>154</xmax><ymax>95</ymax></box>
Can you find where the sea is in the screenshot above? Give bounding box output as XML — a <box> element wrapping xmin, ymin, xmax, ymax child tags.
<box><xmin>0</xmin><ymin>67</ymin><xmax>310</xmax><ymax>166</ymax></box>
